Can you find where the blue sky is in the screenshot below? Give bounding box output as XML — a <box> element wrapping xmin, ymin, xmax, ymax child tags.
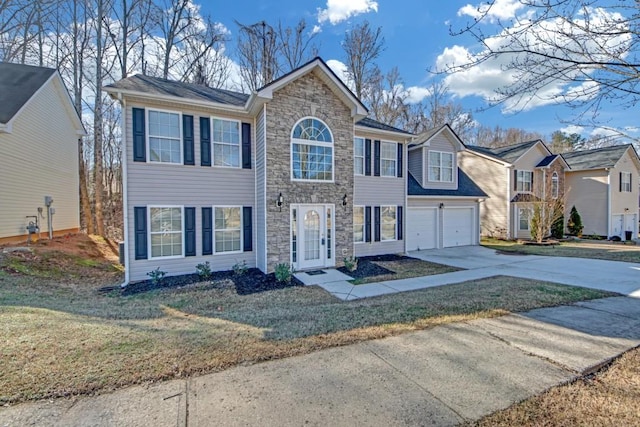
<box><xmin>198</xmin><ymin>0</ymin><xmax>637</xmax><ymax>143</ymax></box>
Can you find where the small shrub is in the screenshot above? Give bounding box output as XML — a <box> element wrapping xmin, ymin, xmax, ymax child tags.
<box><xmin>551</xmin><ymin>214</ymin><xmax>564</xmax><ymax>239</ymax></box>
<box><xmin>232</xmin><ymin>260</ymin><xmax>248</xmax><ymax>276</ymax></box>
<box><xmin>274</xmin><ymin>263</ymin><xmax>294</xmax><ymax>283</ymax></box>
<box><xmin>146</xmin><ymin>267</ymin><xmax>166</xmax><ymax>286</ymax></box>
<box><xmin>195</xmin><ymin>261</ymin><xmax>212</xmax><ymax>280</ymax></box>
<box><xmin>567</xmin><ymin>206</ymin><xmax>584</xmax><ymax>237</ymax></box>
<box><xmin>343</xmin><ymin>256</ymin><xmax>358</xmax><ymax>272</ymax></box>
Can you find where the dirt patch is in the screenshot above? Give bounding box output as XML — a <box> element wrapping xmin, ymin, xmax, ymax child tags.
<box><xmin>337</xmin><ymin>255</ymin><xmax>397</xmax><ymax>279</ymax></box>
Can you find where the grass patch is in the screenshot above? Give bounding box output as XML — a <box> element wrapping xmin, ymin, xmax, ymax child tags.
<box><xmin>483</xmin><ymin>238</ymin><xmax>640</xmax><ymax>263</ymax></box>
<box><xmin>0</xmin><ymin>269</ymin><xmax>613</xmax><ymax>405</ymax></box>
<box><xmin>469</xmin><ymin>347</ymin><xmax>640</xmax><ymax>426</ymax></box>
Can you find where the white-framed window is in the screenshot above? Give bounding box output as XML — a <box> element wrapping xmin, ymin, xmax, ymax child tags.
<box><xmin>381</xmin><ymin>141</ymin><xmax>397</xmax><ymax>177</ymax></box>
<box><xmin>291</xmin><ymin>117</ymin><xmax>333</xmax><ymax>181</ymax></box>
<box><xmin>551</xmin><ymin>172</ymin><xmax>559</xmax><ymax>199</ymax></box>
<box><xmin>381</xmin><ymin>205</ymin><xmax>397</xmax><ymax>241</ymax></box>
<box><xmin>354</xmin><ymin>137</ymin><xmax>365</xmax><ymax>175</ymax></box>
<box><xmin>149</xmin><ymin>206</ymin><xmax>183</xmax><ymax>258</ymax></box>
<box><xmin>353</xmin><ymin>206</ymin><xmax>365</xmax><ymax>243</ymax></box>
<box><xmin>518</xmin><ymin>207</ymin><xmax>530</xmax><ymax>231</ymax></box>
<box><xmin>621</xmin><ymin>172</ymin><xmax>632</xmax><ymax>192</ymax></box>
<box><xmin>212</xmin><ymin>117</ymin><xmax>240</xmax><ymax>167</ymax></box>
<box><xmin>214</xmin><ymin>206</ymin><xmax>242</xmax><ymax>253</ymax></box>
<box><xmin>148</xmin><ymin>109</ymin><xmax>181</xmax><ymax>164</ymax></box>
<box><xmin>428</xmin><ymin>151</ymin><xmax>454</xmax><ymax>182</ymax></box>
<box><xmin>517</xmin><ymin>170</ymin><xmax>534</xmax><ymax>192</ymax></box>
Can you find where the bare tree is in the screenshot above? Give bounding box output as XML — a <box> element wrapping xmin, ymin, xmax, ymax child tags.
<box><xmin>367</xmin><ymin>67</ymin><xmax>408</xmax><ymax>128</ymax></box>
<box><xmin>276</xmin><ymin>19</ymin><xmax>318</xmax><ymax>71</ymax></box>
<box><xmin>442</xmin><ymin>0</ymin><xmax>640</xmax><ymax>140</ymax></box>
<box><xmin>342</xmin><ymin>20</ymin><xmax>384</xmax><ymax>100</ymax></box>
<box><xmin>236</xmin><ymin>20</ymin><xmax>279</xmax><ymax>91</ymax></box>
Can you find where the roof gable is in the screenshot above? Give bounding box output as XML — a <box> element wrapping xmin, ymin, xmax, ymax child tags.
<box><xmin>563</xmin><ymin>144</ymin><xmax>640</xmax><ymax>171</ymax></box>
<box><xmin>0</xmin><ymin>62</ymin><xmax>56</xmax><ymax>124</ymax></box>
<box><xmin>254</xmin><ymin>57</ymin><xmax>368</xmax><ymax>119</ymax></box>
<box><xmin>410</xmin><ymin>124</ymin><xmax>465</xmax><ymax>151</ymax></box>
<box><xmin>465</xmin><ymin>140</ymin><xmax>552</xmax><ymax>165</ymax></box>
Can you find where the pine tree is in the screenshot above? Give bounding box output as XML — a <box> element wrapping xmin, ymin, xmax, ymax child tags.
<box><xmin>567</xmin><ymin>206</ymin><xmax>583</xmax><ymax>237</ymax></box>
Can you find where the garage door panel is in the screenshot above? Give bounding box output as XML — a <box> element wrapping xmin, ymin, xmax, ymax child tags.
<box><xmin>407</xmin><ymin>208</ymin><xmax>437</xmax><ymax>251</ymax></box>
<box><xmin>443</xmin><ymin>208</ymin><xmax>473</xmax><ymax>247</ymax></box>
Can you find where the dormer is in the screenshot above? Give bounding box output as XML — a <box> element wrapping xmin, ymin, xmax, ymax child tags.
<box><xmin>408</xmin><ymin>124</ymin><xmax>464</xmax><ymax>190</ymax></box>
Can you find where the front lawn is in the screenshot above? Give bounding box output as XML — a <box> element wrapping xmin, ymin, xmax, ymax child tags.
<box><xmin>482</xmin><ymin>238</ymin><xmax>640</xmax><ymax>263</ymax></box>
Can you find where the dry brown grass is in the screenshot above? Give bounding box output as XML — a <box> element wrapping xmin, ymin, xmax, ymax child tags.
<box><xmin>0</xmin><ymin>234</ymin><xmax>616</xmax><ymax>405</ymax></box>
<box><xmin>470</xmin><ymin>347</ymin><xmax>640</xmax><ymax>426</ymax></box>
<box><xmin>483</xmin><ymin>238</ymin><xmax>640</xmax><ymax>263</ymax></box>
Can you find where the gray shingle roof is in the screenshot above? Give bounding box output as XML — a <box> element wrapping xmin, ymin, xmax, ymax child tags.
<box><xmin>487</xmin><ymin>140</ymin><xmax>540</xmax><ymax>163</ymax></box>
<box><xmin>408</xmin><ymin>170</ymin><xmax>488</xmax><ymax>198</ymax></box>
<box><xmin>536</xmin><ymin>154</ymin><xmax>559</xmax><ymax>167</ymax></box>
<box><xmin>0</xmin><ymin>62</ymin><xmax>56</xmax><ymax>124</ymax></box>
<box><xmin>562</xmin><ymin>144</ymin><xmax>634</xmax><ymax>170</ymax></box>
<box><xmin>356</xmin><ymin>117</ymin><xmax>413</xmax><ymax>135</ymax></box>
<box><xmin>105</xmin><ymin>74</ymin><xmax>250</xmax><ymax>106</ymax></box>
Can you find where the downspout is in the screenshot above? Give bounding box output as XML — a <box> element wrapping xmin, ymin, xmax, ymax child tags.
<box><xmin>118</xmin><ymin>92</ymin><xmax>130</xmax><ymax>287</ymax></box>
<box><xmin>506</xmin><ymin>165</ymin><xmax>512</xmax><ymax>239</ymax></box>
<box><xmin>606</xmin><ymin>168</ymin><xmax>611</xmax><ymax>238</ymax></box>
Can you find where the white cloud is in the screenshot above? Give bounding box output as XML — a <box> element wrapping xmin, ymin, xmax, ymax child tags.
<box><xmin>326</xmin><ymin>59</ymin><xmax>354</xmax><ymax>91</ymax></box>
<box><xmin>317</xmin><ymin>0</ymin><xmax>378</xmax><ymax>25</ymax></box>
<box><xmin>458</xmin><ymin>0</ymin><xmax>526</xmax><ymax>23</ymax></box>
<box><xmin>590</xmin><ymin>127</ymin><xmax>619</xmax><ymax>138</ymax></box>
<box><xmin>405</xmin><ymin>86</ymin><xmax>432</xmax><ymax>104</ymax></box>
<box><xmin>560</xmin><ymin>125</ymin><xmax>585</xmax><ymax>135</ymax></box>
<box><xmin>438</xmin><ymin>7</ymin><xmax>632</xmax><ymax>113</ymax></box>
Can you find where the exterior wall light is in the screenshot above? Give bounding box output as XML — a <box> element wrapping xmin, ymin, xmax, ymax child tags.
<box><xmin>439</xmin><ymin>203</ymin><xmax>444</xmax><ymax>209</ymax></box>
<box><xmin>276</xmin><ymin>193</ymin><xmax>284</xmax><ymax>211</ymax></box>
<box><xmin>342</xmin><ymin>194</ymin><xmax>348</xmax><ymax>207</ymax></box>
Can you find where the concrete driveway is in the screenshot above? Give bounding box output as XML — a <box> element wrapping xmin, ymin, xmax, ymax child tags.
<box><xmin>410</xmin><ymin>245</ymin><xmax>640</xmax><ymax>298</ymax></box>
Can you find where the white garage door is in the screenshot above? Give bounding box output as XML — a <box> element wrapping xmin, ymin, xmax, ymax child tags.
<box><xmin>443</xmin><ymin>208</ymin><xmax>474</xmax><ymax>247</ymax></box>
<box><xmin>406</xmin><ymin>208</ymin><xmax>437</xmax><ymax>251</ymax></box>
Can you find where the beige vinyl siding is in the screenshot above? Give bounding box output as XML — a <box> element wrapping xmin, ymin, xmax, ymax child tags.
<box><xmin>610</xmin><ymin>150</ymin><xmax>639</xmax><ymax>227</ymax></box>
<box><xmin>353</xmin><ymin>142</ymin><xmax>406</xmax><ymax>257</ymax></box>
<box><xmin>0</xmin><ymin>78</ymin><xmax>79</xmax><ymax>240</ymax></box>
<box><xmin>408</xmin><ymin>198</ymin><xmax>480</xmax><ymax>247</ymax></box>
<box><xmin>565</xmin><ymin>169</ymin><xmax>609</xmax><ymax>236</ymax></box>
<box><xmin>422</xmin><ymin>134</ymin><xmax>458</xmax><ymax>190</ymax></box>
<box><xmin>458</xmin><ymin>151</ymin><xmax>510</xmax><ymax>238</ymax></box>
<box><xmin>510</xmin><ymin>143</ymin><xmax>548</xmax><ymax>200</ymax></box>
<box><xmin>255</xmin><ymin>106</ymin><xmax>267</xmax><ymax>272</ymax></box>
<box><xmin>408</xmin><ymin>147</ymin><xmax>422</xmax><ymax>183</ymax></box>
<box><xmin>124</xmin><ymin>103</ymin><xmax>256</xmax><ymax>282</ymax></box>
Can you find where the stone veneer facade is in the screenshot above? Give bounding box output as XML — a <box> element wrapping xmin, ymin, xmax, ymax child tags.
<box><xmin>264</xmin><ymin>71</ymin><xmax>354</xmax><ymax>271</ymax></box>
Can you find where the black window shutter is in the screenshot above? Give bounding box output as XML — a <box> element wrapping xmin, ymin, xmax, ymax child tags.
<box><xmin>630</xmin><ymin>174</ymin><xmax>633</xmax><ymax>192</ymax></box>
<box><xmin>134</xmin><ymin>206</ymin><xmax>147</xmax><ymax>260</ymax></box>
<box><xmin>397</xmin><ymin>143</ymin><xmax>403</xmax><ymax>178</ymax></box>
<box><xmin>132</xmin><ymin>108</ymin><xmax>146</xmax><ymax>162</ymax></box>
<box><xmin>183</xmin><ymin>115</ymin><xmax>195</xmax><ymax>165</ymax></box>
<box><xmin>530</xmin><ymin>171</ymin><xmax>534</xmax><ymax>193</ymax></box>
<box><xmin>185</xmin><ymin>207</ymin><xmax>196</xmax><ymax>256</ymax></box>
<box><xmin>365</xmin><ymin>139</ymin><xmax>372</xmax><ymax>176</ymax></box>
<box><xmin>514</xmin><ymin>169</ymin><xmax>518</xmax><ymax>191</ymax></box>
<box><xmin>374</xmin><ymin>206</ymin><xmax>381</xmax><ymax>242</ymax></box>
<box><xmin>365</xmin><ymin>206</ymin><xmax>372</xmax><ymax>242</ymax></box>
<box><xmin>620</xmin><ymin>172</ymin><xmax>623</xmax><ymax>192</ymax></box>
<box><xmin>243</xmin><ymin>206</ymin><xmax>253</xmax><ymax>252</ymax></box>
<box><xmin>397</xmin><ymin>206</ymin><xmax>403</xmax><ymax>240</ymax></box>
<box><xmin>200</xmin><ymin>117</ymin><xmax>211</xmax><ymax>166</ymax></box>
<box><xmin>374</xmin><ymin>140</ymin><xmax>381</xmax><ymax>176</ymax></box>
<box><xmin>242</xmin><ymin>123</ymin><xmax>252</xmax><ymax>169</ymax></box>
<box><xmin>202</xmin><ymin>207</ymin><xmax>212</xmax><ymax>255</ymax></box>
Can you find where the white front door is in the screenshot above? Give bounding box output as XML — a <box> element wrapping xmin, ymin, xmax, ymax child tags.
<box><xmin>292</xmin><ymin>205</ymin><xmax>334</xmax><ymax>270</ymax></box>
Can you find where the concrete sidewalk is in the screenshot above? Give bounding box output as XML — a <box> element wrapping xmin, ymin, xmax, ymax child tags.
<box><xmin>2</xmin><ymin>296</ymin><xmax>639</xmax><ymax>427</ymax></box>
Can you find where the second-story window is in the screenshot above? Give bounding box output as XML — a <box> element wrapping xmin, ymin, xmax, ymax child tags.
<box><xmin>621</xmin><ymin>172</ymin><xmax>632</xmax><ymax>192</ymax></box>
<box><xmin>148</xmin><ymin>110</ymin><xmax>181</xmax><ymax>164</ymax></box>
<box><xmin>354</xmin><ymin>137</ymin><xmax>365</xmax><ymax>175</ymax></box>
<box><xmin>212</xmin><ymin>118</ymin><xmax>240</xmax><ymax>167</ymax></box>
<box><xmin>551</xmin><ymin>172</ymin><xmax>559</xmax><ymax>198</ymax></box>
<box><xmin>381</xmin><ymin>141</ymin><xmax>397</xmax><ymax>177</ymax></box>
<box><xmin>517</xmin><ymin>170</ymin><xmax>533</xmax><ymax>192</ymax></box>
<box><xmin>428</xmin><ymin>151</ymin><xmax>454</xmax><ymax>182</ymax></box>
<box><xmin>291</xmin><ymin>117</ymin><xmax>333</xmax><ymax>181</ymax></box>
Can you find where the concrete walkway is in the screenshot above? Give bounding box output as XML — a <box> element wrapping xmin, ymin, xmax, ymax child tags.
<box><xmin>2</xmin><ymin>296</ymin><xmax>639</xmax><ymax>426</ymax></box>
<box><xmin>295</xmin><ymin>246</ymin><xmax>640</xmax><ymax>299</ymax></box>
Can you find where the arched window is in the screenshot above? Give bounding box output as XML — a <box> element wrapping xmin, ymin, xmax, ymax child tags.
<box><xmin>551</xmin><ymin>172</ymin><xmax>559</xmax><ymax>199</ymax></box>
<box><xmin>291</xmin><ymin>118</ymin><xmax>334</xmax><ymax>181</ymax></box>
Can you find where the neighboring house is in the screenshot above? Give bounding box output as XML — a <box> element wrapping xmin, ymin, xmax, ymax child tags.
<box><xmin>0</xmin><ymin>62</ymin><xmax>84</xmax><ymax>244</ymax></box>
<box><xmin>563</xmin><ymin>144</ymin><xmax>640</xmax><ymax>240</ymax></box>
<box><xmin>406</xmin><ymin>125</ymin><xmax>487</xmax><ymax>250</ymax></box>
<box><xmin>105</xmin><ymin>57</ymin><xmax>417</xmax><ymax>283</ymax></box>
<box><xmin>459</xmin><ymin>140</ymin><xmax>569</xmax><ymax>239</ymax></box>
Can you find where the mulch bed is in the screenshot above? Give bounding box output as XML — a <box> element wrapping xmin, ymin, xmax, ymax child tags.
<box><xmin>100</xmin><ymin>268</ymin><xmax>303</xmax><ymax>296</ymax></box>
<box><xmin>337</xmin><ymin>254</ymin><xmax>410</xmax><ymax>279</ymax></box>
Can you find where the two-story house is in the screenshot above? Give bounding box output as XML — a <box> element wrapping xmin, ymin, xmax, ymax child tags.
<box><xmin>563</xmin><ymin>144</ymin><xmax>640</xmax><ymax>240</ymax></box>
<box><xmin>459</xmin><ymin>140</ymin><xmax>569</xmax><ymax>239</ymax></box>
<box><xmin>105</xmin><ymin>58</ymin><xmax>416</xmax><ymax>283</ymax></box>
